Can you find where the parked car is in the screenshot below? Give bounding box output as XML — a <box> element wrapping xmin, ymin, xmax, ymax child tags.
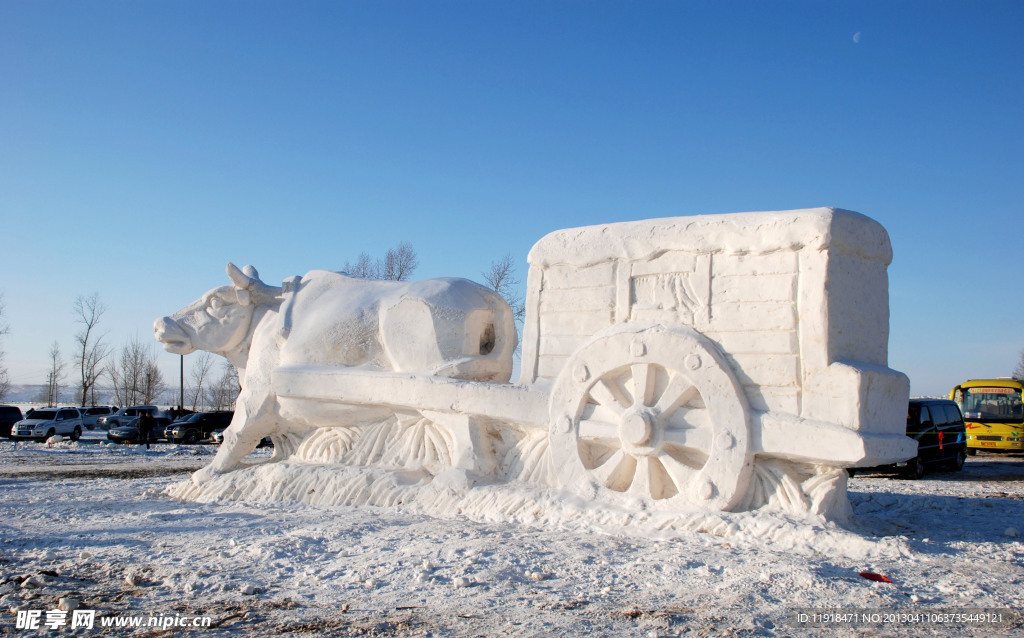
<box><xmin>10</xmin><ymin>407</ymin><xmax>84</xmax><ymax>442</ymax></box>
<box><xmin>96</xmin><ymin>406</ymin><xmax>161</xmax><ymax>430</ymax></box>
<box><xmin>159</xmin><ymin>412</ymin><xmax>202</xmax><ymax>441</ymax></box>
<box><xmin>167</xmin><ymin>411</ymin><xmax>234</xmax><ymax>444</ymax></box>
<box><xmin>852</xmin><ymin>398</ymin><xmax>967</xmax><ymax>479</ymax></box>
<box><xmin>0</xmin><ymin>405</ymin><xmax>24</xmax><ymax>438</ymax></box>
<box><xmin>106</xmin><ymin>416</ymin><xmax>173</xmax><ymax>444</ymax></box>
<box><xmin>78</xmin><ymin>406</ymin><xmax>118</xmax><ymax>430</ymax></box>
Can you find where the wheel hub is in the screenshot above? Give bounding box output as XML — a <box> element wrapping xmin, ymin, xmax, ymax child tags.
<box><xmin>619</xmin><ymin>408</ymin><xmax>653</xmax><ymax>447</ymax></box>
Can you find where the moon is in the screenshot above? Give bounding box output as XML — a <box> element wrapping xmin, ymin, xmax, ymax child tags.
<box><xmin>853</xmin><ymin>32</ymin><xmax>861</xmax><ymax>43</ymax></box>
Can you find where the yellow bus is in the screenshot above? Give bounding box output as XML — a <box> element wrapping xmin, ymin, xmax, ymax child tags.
<box><xmin>950</xmin><ymin>378</ymin><xmax>1024</xmax><ymax>454</ymax></box>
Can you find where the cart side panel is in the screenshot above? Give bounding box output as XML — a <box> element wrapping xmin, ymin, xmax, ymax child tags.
<box><xmin>532</xmin><ymin>262</ymin><xmax>616</xmax><ymax>382</ymax></box>
<box><xmin>702</xmin><ymin>251</ymin><xmax>803</xmax><ymax>416</ymax></box>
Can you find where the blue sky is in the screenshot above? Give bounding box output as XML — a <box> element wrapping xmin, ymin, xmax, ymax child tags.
<box><xmin>1</xmin><ymin>1</ymin><xmax>1021</xmax><ymax>398</ymax></box>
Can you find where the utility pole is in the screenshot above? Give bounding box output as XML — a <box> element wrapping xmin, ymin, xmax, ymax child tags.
<box><xmin>179</xmin><ymin>354</ymin><xmax>184</xmax><ymax>417</ymax></box>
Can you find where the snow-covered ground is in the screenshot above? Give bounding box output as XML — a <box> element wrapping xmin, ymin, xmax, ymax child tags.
<box><xmin>1</xmin><ymin>438</ymin><xmax>1022</xmax><ymax>636</ymax></box>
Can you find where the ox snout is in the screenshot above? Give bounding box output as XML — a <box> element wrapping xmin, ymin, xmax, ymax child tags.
<box><xmin>154</xmin><ymin>316</ymin><xmax>195</xmax><ymax>355</ymax></box>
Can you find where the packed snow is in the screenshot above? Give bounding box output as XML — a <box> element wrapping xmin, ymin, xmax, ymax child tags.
<box><xmin>1</xmin><ymin>436</ymin><xmax>1022</xmax><ymax>636</ymax></box>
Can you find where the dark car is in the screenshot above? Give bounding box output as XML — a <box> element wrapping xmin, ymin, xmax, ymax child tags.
<box><xmin>853</xmin><ymin>398</ymin><xmax>967</xmax><ymax>479</ymax></box>
<box><xmin>106</xmin><ymin>416</ymin><xmax>172</xmax><ymax>444</ymax></box>
<box><xmin>167</xmin><ymin>411</ymin><xmax>234</xmax><ymax>444</ymax></box>
<box><xmin>159</xmin><ymin>413</ymin><xmax>202</xmax><ymax>441</ymax></box>
<box><xmin>96</xmin><ymin>406</ymin><xmax>161</xmax><ymax>430</ymax></box>
<box><xmin>0</xmin><ymin>405</ymin><xmax>24</xmax><ymax>438</ymax></box>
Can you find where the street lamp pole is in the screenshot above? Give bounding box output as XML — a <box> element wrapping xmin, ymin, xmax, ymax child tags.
<box><xmin>179</xmin><ymin>354</ymin><xmax>184</xmax><ymax>415</ymax></box>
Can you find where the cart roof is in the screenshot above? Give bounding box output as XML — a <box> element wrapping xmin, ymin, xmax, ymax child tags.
<box><xmin>528</xmin><ymin>207</ymin><xmax>892</xmax><ymax>269</ymax></box>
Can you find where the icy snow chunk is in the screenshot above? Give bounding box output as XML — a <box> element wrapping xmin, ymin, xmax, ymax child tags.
<box><xmin>1005</xmin><ymin>527</ymin><xmax>1019</xmax><ymax>538</ymax></box>
<box><xmin>452</xmin><ymin>576</ymin><xmax>472</xmax><ymax>588</ymax></box>
<box><xmin>40</xmin><ymin>550</ymin><xmax>57</xmax><ymax>562</ymax></box>
<box><xmin>58</xmin><ymin>597</ymin><xmax>79</xmax><ymax>612</ymax></box>
<box><xmin>240</xmin><ymin>583</ymin><xmax>257</xmax><ymax>595</ymax></box>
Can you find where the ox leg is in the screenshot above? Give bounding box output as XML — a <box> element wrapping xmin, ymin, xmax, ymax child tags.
<box><xmin>192</xmin><ymin>391</ymin><xmax>280</xmax><ymax>483</ymax></box>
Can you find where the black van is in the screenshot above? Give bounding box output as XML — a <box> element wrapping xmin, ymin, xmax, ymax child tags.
<box><xmin>0</xmin><ymin>405</ymin><xmax>24</xmax><ymax>437</ymax></box>
<box><xmin>902</xmin><ymin>398</ymin><xmax>968</xmax><ymax>478</ymax></box>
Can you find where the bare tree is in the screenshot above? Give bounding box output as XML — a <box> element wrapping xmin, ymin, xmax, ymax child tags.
<box><xmin>482</xmin><ymin>253</ymin><xmax>526</xmax><ymax>361</ymax></box>
<box><xmin>45</xmin><ymin>341</ymin><xmax>66</xmax><ymax>406</ymax></box>
<box><xmin>73</xmin><ymin>293</ymin><xmax>108</xmax><ymax>406</ymax></box>
<box><xmin>344</xmin><ymin>253</ymin><xmax>379</xmax><ymax>279</ymax></box>
<box><xmin>0</xmin><ymin>293</ymin><xmax>9</xmax><ymax>401</ymax></box>
<box><xmin>344</xmin><ymin>242</ymin><xmax>418</xmax><ymax>281</ymax></box>
<box><xmin>188</xmin><ymin>351</ymin><xmax>215</xmax><ymax>411</ymax></box>
<box><xmin>382</xmin><ymin>242</ymin><xmax>419</xmax><ymax>281</ymax></box>
<box><xmin>210</xmin><ymin>361</ymin><xmax>240</xmax><ymax>411</ymax></box>
<box><xmin>1014</xmin><ymin>350</ymin><xmax>1024</xmax><ymax>381</ymax></box>
<box><xmin>482</xmin><ymin>253</ymin><xmax>526</xmax><ymax>324</ymax></box>
<box><xmin>108</xmin><ymin>337</ymin><xmax>164</xmax><ymax>406</ymax></box>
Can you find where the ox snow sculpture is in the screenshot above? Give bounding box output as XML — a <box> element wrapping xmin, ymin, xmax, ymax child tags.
<box><xmin>161</xmin><ymin>208</ymin><xmax>916</xmax><ymax>531</ymax></box>
<box><xmin>155</xmin><ymin>264</ymin><xmax>516</xmax><ymax>475</ymax></box>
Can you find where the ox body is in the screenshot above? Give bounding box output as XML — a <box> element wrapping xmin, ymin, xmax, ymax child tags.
<box><xmin>155</xmin><ymin>264</ymin><xmax>516</xmax><ymax>476</ymax></box>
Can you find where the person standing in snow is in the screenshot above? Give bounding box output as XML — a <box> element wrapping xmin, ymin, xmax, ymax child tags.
<box><xmin>137</xmin><ymin>412</ymin><xmax>154</xmax><ymax>450</ymax></box>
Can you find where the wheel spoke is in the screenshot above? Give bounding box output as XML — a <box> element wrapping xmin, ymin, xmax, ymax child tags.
<box><xmin>662</xmin><ymin>424</ymin><xmax>713</xmax><ymax>451</ymax></box>
<box><xmin>582</xmin><ymin>401</ymin><xmax>621</xmax><ymax>426</ymax></box>
<box><xmin>631</xmin><ymin>363</ymin><xmax>656</xmax><ymax>407</ymax></box>
<box><xmin>654</xmin><ymin>373</ymin><xmax>699</xmax><ymax>419</ymax></box>
<box><xmin>664</xmin><ymin>407</ymin><xmax>711</xmax><ymax>431</ymax></box>
<box><xmin>628</xmin><ymin>455</ymin><xmax>653</xmax><ymax>497</ymax></box>
<box><xmin>656</xmin><ymin>450</ymin><xmax>700</xmax><ymax>492</ymax></box>
<box><xmin>591</xmin><ymin>449</ymin><xmax>635</xmax><ymax>491</ymax></box>
<box><xmin>588</xmin><ymin>379</ymin><xmax>631</xmax><ymax>413</ymax></box>
<box><xmin>578</xmin><ymin>418</ymin><xmax>619</xmax><ymax>441</ymax></box>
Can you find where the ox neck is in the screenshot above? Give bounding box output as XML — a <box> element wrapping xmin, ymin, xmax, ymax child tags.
<box><xmin>218</xmin><ymin>302</ymin><xmax>277</xmax><ymax>380</ymax></box>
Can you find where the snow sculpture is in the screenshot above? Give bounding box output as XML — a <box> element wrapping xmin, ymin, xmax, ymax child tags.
<box><xmin>155</xmin><ymin>264</ymin><xmax>517</xmax><ymax>475</ymax></box>
<box><xmin>160</xmin><ymin>208</ymin><xmax>914</xmax><ymax>528</ymax></box>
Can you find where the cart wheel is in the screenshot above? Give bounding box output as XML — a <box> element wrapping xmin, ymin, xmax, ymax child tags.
<box><xmin>549</xmin><ymin>324</ymin><xmax>751</xmax><ymax>511</ymax></box>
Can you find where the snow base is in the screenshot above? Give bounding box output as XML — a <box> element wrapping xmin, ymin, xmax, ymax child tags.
<box><xmin>166</xmin><ymin>461</ymin><xmax>886</xmax><ymax>560</ymax></box>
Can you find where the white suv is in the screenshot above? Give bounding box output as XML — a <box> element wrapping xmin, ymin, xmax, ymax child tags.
<box><xmin>11</xmin><ymin>408</ymin><xmax>85</xmax><ymax>441</ymax></box>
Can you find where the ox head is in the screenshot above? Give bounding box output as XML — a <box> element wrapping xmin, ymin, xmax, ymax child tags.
<box><xmin>154</xmin><ymin>263</ymin><xmax>283</xmax><ymax>356</ymax></box>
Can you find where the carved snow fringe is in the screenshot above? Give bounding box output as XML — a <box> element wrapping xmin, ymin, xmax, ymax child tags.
<box><xmin>278</xmin><ymin>414</ymin><xmax>455</xmax><ymax>475</ymax></box>
<box><xmin>268</xmin><ymin>430</ymin><xmax>309</xmax><ymax>460</ymax></box>
<box><xmin>498</xmin><ymin>429</ymin><xmax>554</xmax><ymax>486</ymax></box>
<box><xmin>291</xmin><ymin>427</ymin><xmax>359</xmax><ymax>464</ymax></box>
<box><xmin>377</xmin><ymin>415</ymin><xmax>454</xmax><ymax>474</ymax></box>
<box><xmin>737</xmin><ymin>459</ymin><xmax>850</xmax><ymax>523</ymax></box>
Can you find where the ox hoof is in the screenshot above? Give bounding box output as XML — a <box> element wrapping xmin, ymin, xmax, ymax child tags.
<box><xmin>191</xmin><ymin>466</ymin><xmax>221</xmax><ymax>485</ymax></box>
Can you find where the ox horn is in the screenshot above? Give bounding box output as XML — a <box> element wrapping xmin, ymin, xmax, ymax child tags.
<box><xmin>226</xmin><ymin>262</ymin><xmax>283</xmax><ymax>305</ymax></box>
